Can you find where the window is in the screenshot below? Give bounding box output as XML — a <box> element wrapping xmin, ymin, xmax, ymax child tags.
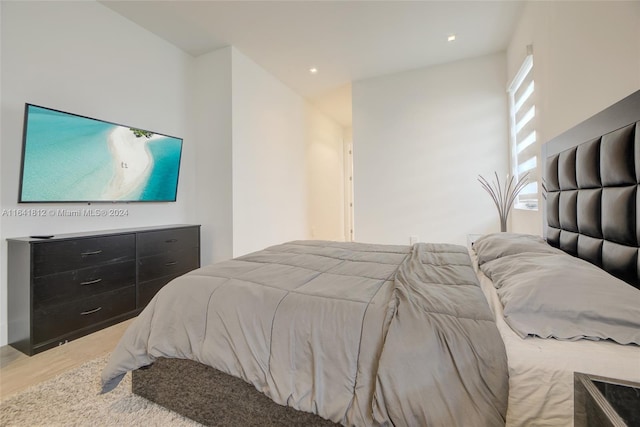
<box><xmin>508</xmin><ymin>46</ymin><xmax>538</xmax><ymax>210</ymax></box>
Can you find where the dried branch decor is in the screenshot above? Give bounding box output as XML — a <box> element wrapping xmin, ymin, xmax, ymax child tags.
<box><xmin>478</xmin><ymin>172</ymin><xmax>529</xmax><ymax>232</ymax></box>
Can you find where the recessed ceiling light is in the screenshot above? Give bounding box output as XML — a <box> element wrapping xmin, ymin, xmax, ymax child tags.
<box><xmin>310</xmin><ymin>67</ymin><xmax>318</xmax><ymax>74</ymax></box>
<box><xmin>448</xmin><ymin>34</ymin><xmax>456</xmax><ymax>42</ymax></box>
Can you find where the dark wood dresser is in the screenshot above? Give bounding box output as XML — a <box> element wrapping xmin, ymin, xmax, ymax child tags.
<box><xmin>7</xmin><ymin>224</ymin><xmax>200</xmax><ymax>355</ymax></box>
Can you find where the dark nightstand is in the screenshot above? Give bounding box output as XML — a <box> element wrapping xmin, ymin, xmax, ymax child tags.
<box><xmin>574</xmin><ymin>372</ymin><xmax>640</xmax><ymax>427</ymax></box>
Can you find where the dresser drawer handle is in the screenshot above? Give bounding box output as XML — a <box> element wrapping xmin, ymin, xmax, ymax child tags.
<box><xmin>81</xmin><ymin>250</ymin><xmax>103</xmax><ymax>256</ymax></box>
<box><xmin>80</xmin><ymin>307</ymin><xmax>102</xmax><ymax>315</ymax></box>
<box><xmin>80</xmin><ymin>278</ymin><xmax>102</xmax><ymax>286</ymax></box>
<box><xmin>165</xmin><ymin>239</ymin><xmax>178</xmax><ymax>243</ymax></box>
<box><xmin>165</xmin><ymin>261</ymin><xmax>178</xmax><ymax>267</ymax></box>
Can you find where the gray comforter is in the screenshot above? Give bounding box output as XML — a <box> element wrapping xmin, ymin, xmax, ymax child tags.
<box><xmin>102</xmin><ymin>241</ymin><xmax>508</xmax><ymax>426</ymax></box>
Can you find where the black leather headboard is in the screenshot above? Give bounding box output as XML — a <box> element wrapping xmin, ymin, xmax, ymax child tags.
<box><xmin>543</xmin><ymin>90</ymin><xmax>640</xmax><ymax>290</ymax></box>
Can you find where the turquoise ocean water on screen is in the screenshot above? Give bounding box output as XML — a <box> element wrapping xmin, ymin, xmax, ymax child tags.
<box><xmin>20</xmin><ymin>105</ymin><xmax>182</xmax><ymax>202</ymax></box>
<box><xmin>141</xmin><ymin>137</ymin><xmax>182</xmax><ymax>201</ymax></box>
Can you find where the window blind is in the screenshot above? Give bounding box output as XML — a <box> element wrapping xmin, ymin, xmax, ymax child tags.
<box><xmin>508</xmin><ymin>51</ymin><xmax>538</xmax><ymax>210</ymax></box>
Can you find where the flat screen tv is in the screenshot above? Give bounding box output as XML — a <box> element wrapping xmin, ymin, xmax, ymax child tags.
<box><xmin>19</xmin><ymin>104</ymin><xmax>183</xmax><ymax>203</ymax></box>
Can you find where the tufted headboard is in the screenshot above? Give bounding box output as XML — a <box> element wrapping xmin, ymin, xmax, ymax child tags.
<box><xmin>543</xmin><ymin>90</ymin><xmax>640</xmax><ymax>290</ymax></box>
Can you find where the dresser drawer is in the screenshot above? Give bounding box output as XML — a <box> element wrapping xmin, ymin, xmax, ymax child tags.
<box><xmin>33</xmin><ymin>234</ymin><xmax>135</xmax><ymax>277</ymax></box>
<box><xmin>138</xmin><ymin>272</ymin><xmax>185</xmax><ymax>308</ymax></box>
<box><xmin>138</xmin><ymin>247</ymin><xmax>200</xmax><ymax>283</ymax></box>
<box><xmin>138</xmin><ymin>227</ymin><xmax>199</xmax><ymax>258</ymax></box>
<box><xmin>33</xmin><ymin>286</ymin><xmax>135</xmax><ymax>343</ymax></box>
<box><xmin>33</xmin><ymin>260</ymin><xmax>136</xmax><ymax>309</ymax></box>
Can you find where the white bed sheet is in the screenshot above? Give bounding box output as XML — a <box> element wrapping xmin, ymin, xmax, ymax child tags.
<box><xmin>470</xmin><ymin>250</ymin><xmax>640</xmax><ymax>426</ymax></box>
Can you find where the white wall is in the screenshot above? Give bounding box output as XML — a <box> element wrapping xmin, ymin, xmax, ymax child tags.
<box><xmin>231</xmin><ymin>50</ymin><xmax>308</xmax><ymax>256</ymax></box>
<box><xmin>0</xmin><ymin>1</ymin><xmax>195</xmax><ymax>345</ymax></box>
<box><xmin>508</xmin><ymin>0</ymin><xmax>640</xmax><ymax>235</ymax></box>
<box><xmin>231</xmin><ymin>49</ymin><xmax>344</xmax><ymax>256</ymax></box>
<box><xmin>192</xmin><ymin>48</ymin><xmax>234</xmax><ymax>264</ymax></box>
<box><xmin>352</xmin><ymin>53</ymin><xmax>509</xmax><ymax>245</ymax></box>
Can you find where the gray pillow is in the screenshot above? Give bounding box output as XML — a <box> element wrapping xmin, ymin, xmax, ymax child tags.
<box><xmin>480</xmin><ymin>252</ymin><xmax>640</xmax><ymax>345</ymax></box>
<box><xmin>473</xmin><ymin>233</ymin><xmax>562</xmax><ymax>266</ymax></box>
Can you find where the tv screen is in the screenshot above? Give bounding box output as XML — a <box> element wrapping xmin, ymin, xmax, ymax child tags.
<box><xmin>19</xmin><ymin>104</ymin><xmax>183</xmax><ymax>203</ymax></box>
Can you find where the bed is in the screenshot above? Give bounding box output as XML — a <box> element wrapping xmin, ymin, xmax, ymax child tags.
<box><xmin>470</xmin><ymin>89</ymin><xmax>640</xmax><ymax>426</ymax></box>
<box><xmin>101</xmin><ymin>90</ymin><xmax>640</xmax><ymax>426</ymax></box>
<box><xmin>102</xmin><ymin>241</ymin><xmax>508</xmax><ymax>426</ymax></box>
<box><xmin>471</xmin><ymin>234</ymin><xmax>640</xmax><ymax>426</ymax></box>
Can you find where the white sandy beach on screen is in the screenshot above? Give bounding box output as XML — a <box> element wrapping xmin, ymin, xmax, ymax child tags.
<box><xmin>102</xmin><ymin>126</ymin><xmax>161</xmax><ymax>199</ymax></box>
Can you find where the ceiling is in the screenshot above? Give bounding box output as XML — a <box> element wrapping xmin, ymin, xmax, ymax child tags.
<box><xmin>100</xmin><ymin>1</ymin><xmax>525</xmax><ymax>127</ymax></box>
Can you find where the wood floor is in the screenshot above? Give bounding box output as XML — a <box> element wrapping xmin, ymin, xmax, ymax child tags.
<box><xmin>0</xmin><ymin>318</ymin><xmax>134</xmax><ymax>402</ymax></box>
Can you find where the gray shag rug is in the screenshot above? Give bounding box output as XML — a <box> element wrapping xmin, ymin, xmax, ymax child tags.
<box><xmin>0</xmin><ymin>354</ymin><xmax>201</xmax><ymax>427</ymax></box>
<box><xmin>132</xmin><ymin>357</ymin><xmax>338</xmax><ymax>427</ymax></box>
